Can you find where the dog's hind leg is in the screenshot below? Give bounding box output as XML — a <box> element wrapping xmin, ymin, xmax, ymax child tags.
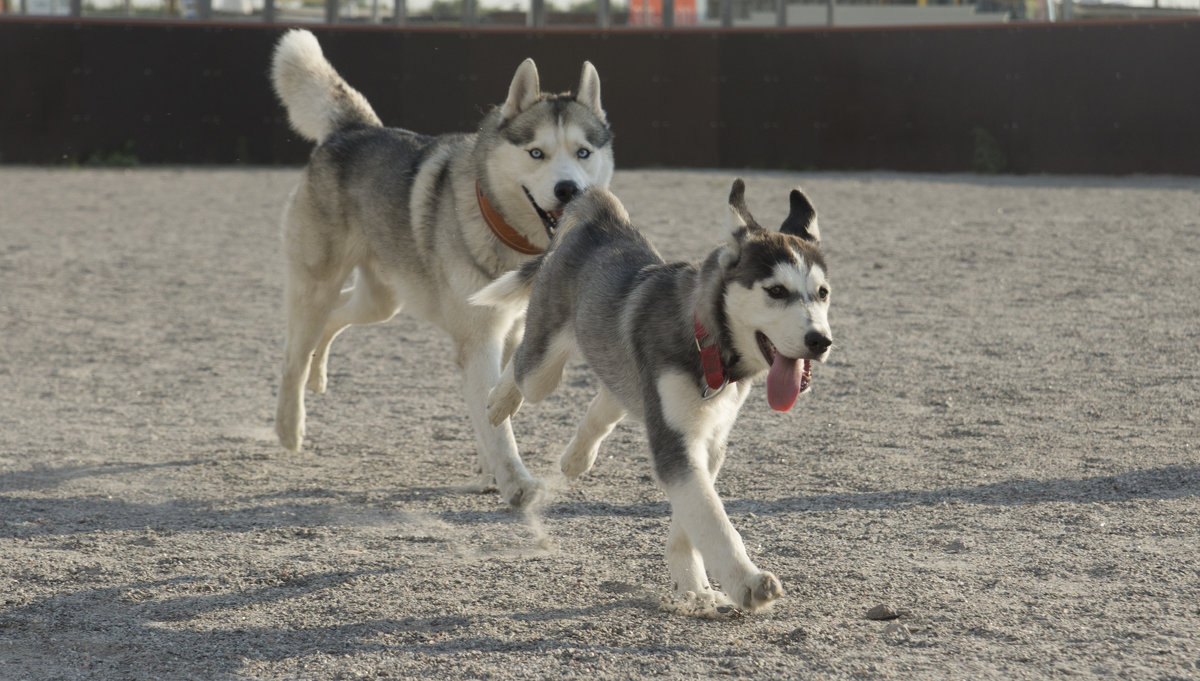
<box><xmin>560</xmin><ymin>386</ymin><xmax>625</xmax><ymax>479</ymax></box>
<box><xmin>307</xmin><ymin>260</ymin><xmax>400</xmax><ymax>394</ymax></box>
<box><xmin>276</xmin><ymin>262</ymin><xmax>352</xmax><ymax>452</ymax></box>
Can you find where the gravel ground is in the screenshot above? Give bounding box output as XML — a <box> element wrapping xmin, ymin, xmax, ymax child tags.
<box><xmin>1</xmin><ymin>167</ymin><xmax>1198</xmax><ymax>680</ymax></box>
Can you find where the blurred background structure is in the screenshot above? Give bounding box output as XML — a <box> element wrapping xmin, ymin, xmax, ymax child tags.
<box><xmin>5</xmin><ymin>0</ymin><xmax>1200</xmax><ymax>26</ymax></box>
<box><xmin>1</xmin><ymin>0</ymin><xmax>1198</xmax><ymax>172</ymax></box>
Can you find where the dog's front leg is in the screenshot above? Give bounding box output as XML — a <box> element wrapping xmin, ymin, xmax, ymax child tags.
<box><xmin>650</xmin><ymin>375</ymin><xmax>782</xmax><ymax>613</ymax></box>
<box><xmin>663</xmin><ymin>471</ymin><xmax>783</xmax><ymax>613</ymax></box>
<box><xmin>459</xmin><ymin>338</ymin><xmax>545</xmax><ymax>509</ymax></box>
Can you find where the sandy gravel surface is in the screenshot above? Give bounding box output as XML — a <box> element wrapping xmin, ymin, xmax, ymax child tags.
<box><xmin>1</xmin><ymin>167</ymin><xmax>1198</xmax><ymax>680</ymax></box>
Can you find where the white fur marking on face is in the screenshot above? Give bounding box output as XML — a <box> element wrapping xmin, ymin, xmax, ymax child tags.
<box><xmin>486</xmin><ymin>119</ymin><xmax>613</xmax><ymax>218</ymax></box>
<box><xmin>724</xmin><ymin>258</ymin><xmax>830</xmax><ymax>366</ymax></box>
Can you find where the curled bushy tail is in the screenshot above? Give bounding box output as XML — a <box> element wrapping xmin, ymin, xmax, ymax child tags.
<box><xmin>470</xmin><ymin>258</ymin><xmax>543</xmax><ymax>311</ymax></box>
<box><xmin>270</xmin><ymin>29</ymin><xmax>381</xmax><ymax>143</ymax></box>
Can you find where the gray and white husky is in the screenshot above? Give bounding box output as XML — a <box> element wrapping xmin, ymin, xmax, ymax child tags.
<box><xmin>472</xmin><ymin>179</ymin><xmax>833</xmax><ymax>615</ymax></box>
<box><xmin>269</xmin><ymin>29</ymin><xmax>614</xmax><ymax>508</ymax></box>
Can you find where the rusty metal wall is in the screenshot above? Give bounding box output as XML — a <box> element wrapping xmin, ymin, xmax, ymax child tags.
<box><xmin>2</xmin><ymin>18</ymin><xmax>1199</xmax><ymax>173</ymax></box>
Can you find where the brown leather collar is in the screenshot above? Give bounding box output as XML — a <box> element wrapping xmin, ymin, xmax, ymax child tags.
<box><xmin>475</xmin><ymin>182</ymin><xmax>544</xmax><ymax>256</ymax></box>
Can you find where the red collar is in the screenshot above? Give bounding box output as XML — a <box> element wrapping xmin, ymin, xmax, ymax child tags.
<box><xmin>693</xmin><ymin>313</ymin><xmax>733</xmax><ymax>397</ymax></box>
<box><xmin>475</xmin><ymin>182</ymin><xmax>544</xmax><ymax>256</ymax></box>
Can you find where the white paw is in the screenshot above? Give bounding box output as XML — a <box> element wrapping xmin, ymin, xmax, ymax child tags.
<box><xmin>486</xmin><ymin>382</ymin><xmax>524</xmax><ymax>426</ymax></box>
<box><xmin>500</xmin><ymin>476</ymin><xmax>546</xmax><ymax>510</ymax></box>
<box><xmin>275</xmin><ymin>415</ymin><xmax>304</xmax><ymax>452</ymax></box>
<box><xmin>734</xmin><ymin>571</ymin><xmax>784</xmax><ymax>613</ymax></box>
<box><xmin>559</xmin><ymin>440</ymin><xmax>599</xmax><ymax>479</ymax></box>
<box><xmin>305</xmin><ymin>366</ymin><xmax>327</xmax><ymax>394</ymax></box>
<box><xmin>660</xmin><ymin>588</ymin><xmax>743</xmax><ymax>620</ymax></box>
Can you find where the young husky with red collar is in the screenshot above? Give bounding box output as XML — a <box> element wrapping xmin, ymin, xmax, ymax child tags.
<box><xmin>473</xmin><ymin>179</ymin><xmax>833</xmax><ymax>616</ymax></box>
<box><xmin>269</xmin><ymin>30</ymin><xmax>613</xmax><ymax>510</ymax></box>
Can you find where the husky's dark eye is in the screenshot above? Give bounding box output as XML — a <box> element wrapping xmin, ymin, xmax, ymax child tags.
<box><xmin>528</xmin><ymin>148</ymin><xmax>544</xmax><ymax>160</ymax></box>
<box><xmin>577</xmin><ymin>148</ymin><xmax>591</xmax><ymax>159</ymax></box>
<box><xmin>818</xmin><ymin>286</ymin><xmax>830</xmax><ymax>301</ymax></box>
<box><xmin>765</xmin><ymin>285</ymin><xmax>789</xmax><ymax>300</ymax></box>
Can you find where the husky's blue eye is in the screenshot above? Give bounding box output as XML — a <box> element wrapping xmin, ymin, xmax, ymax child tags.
<box><xmin>529</xmin><ymin>149</ymin><xmax>544</xmax><ymax>160</ymax></box>
<box><xmin>577</xmin><ymin>148</ymin><xmax>591</xmax><ymax>159</ymax></box>
<box><xmin>766</xmin><ymin>285</ymin><xmax>789</xmax><ymax>300</ymax></box>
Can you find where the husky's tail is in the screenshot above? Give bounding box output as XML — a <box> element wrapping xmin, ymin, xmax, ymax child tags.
<box><xmin>270</xmin><ymin>29</ymin><xmax>382</xmax><ymax>144</ymax></box>
<box><xmin>470</xmin><ymin>258</ymin><xmax>544</xmax><ymax>312</ymax></box>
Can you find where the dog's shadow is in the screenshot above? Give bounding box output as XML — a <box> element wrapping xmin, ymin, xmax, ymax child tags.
<box><xmin>545</xmin><ymin>465</ymin><xmax>1200</xmax><ymax>519</ymax></box>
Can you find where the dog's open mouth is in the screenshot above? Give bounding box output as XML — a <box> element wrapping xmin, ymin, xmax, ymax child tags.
<box><xmin>522</xmin><ymin>186</ymin><xmax>562</xmax><ymax>239</ymax></box>
<box><xmin>756</xmin><ymin>331</ymin><xmax>812</xmax><ymax>412</ymax></box>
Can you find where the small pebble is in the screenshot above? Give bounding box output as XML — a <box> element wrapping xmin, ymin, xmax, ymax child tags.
<box><xmin>866</xmin><ymin>604</ymin><xmax>899</xmax><ymax>620</ymax></box>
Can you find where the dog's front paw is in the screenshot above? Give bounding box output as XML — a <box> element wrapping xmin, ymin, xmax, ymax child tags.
<box><xmin>501</xmin><ymin>476</ymin><xmax>546</xmax><ymax>510</ymax></box>
<box><xmin>486</xmin><ymin>382</ymin><xmax>524</xmax><ymax>426</ymax></box>
<box><xmin>275</xmin><ymin>411</ymin><xmax>304</xmax><ymax>452</ymax></box>
<box><xmin>738</xmin><ymin>571</ymin><xmax>784</xmax><ymax>612</ymax></box>
<box><xmin>274</xmin><ymin>405</ymin><xmax>304</xmax><ymax>453</ymax></box>
<box><xmin>660</xmin><ymin>589</ymin><xmax>743</xmax><ymax>620</ymax></box>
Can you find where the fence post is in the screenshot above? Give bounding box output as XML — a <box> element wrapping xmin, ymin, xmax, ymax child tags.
<box><xmin>596</xmin><ymin>0</ymin><xmax>610</xmax><ymax>27</ymax></box>
<box><xmin>325</xmin><ymin>0</ymin><xmax>337</xmax><ymax>23</ymax></box>
<box><xmin>775</xmin><ymin>0</ymin><xmax>785</xmax><ymax>26</ymax></box>
<box><xmin>825</xmin><ymin>0</ymin><xmax>834</xmax><ymax>26</ymax></box>
<box><xmin>528</xmin><ymin>0</ymin><xmax>545</xmax><ymax>27</ymax></box>
<box><xmin>720</xmin><ymin>0</ymin><xmax>732</xmax><ymax>27</ymax></box>
<box><xmin>263</xmin><ymin>0</ymin><xmax>274</xmax><ymax>21</ymax></box>
<box><xmin>463</xmin><ymin>0</ymin><xmax>476</xmax><ymax>25</ymax></box>
<box><xmin>391</xmin><ymin>0</ymin><xmax>406</xmax><ymax>25</ymax></box>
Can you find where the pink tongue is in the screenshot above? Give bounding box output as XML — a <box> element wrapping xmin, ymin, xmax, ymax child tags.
<box><xmin>766</xmin><ymin>353</ymin><xmax>802</xmax><ymax>412</ymax></box>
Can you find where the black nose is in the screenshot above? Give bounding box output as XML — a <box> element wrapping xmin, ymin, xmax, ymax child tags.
<box><xmin>554</xmin><ymin>181</ymin><xmax>580</xmax><ymax>204</ymax></box>
<box><xmin>805</xmin><ymin>331</ymin><xmax>832</xmax><ymax>355</ymax></box>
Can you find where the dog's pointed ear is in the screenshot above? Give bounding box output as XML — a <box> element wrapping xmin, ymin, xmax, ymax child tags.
<box><xmin>727</xmin><ymin>178</ymin><xmax>764</xmax><ymax>236</ymax></box>
<box><xmin>780</xmin><ymin>188</ymin><xmax>820</xmax><ymax>242</ymax></box>
<box><xmin>575</xmin><ymin>62</ymin><xmax>606</xmax><ymax>122</ymax></box>
<box><xmin>500</xmin><ymin>59</ymin><xmax>541</xmax><ymax>122</ymax></box>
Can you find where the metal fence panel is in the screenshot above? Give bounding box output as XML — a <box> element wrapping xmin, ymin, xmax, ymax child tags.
<box><xmin>2</xmin><ymin>18</ymin><xmax>1199</xmax><ymax>173</ymax></box>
